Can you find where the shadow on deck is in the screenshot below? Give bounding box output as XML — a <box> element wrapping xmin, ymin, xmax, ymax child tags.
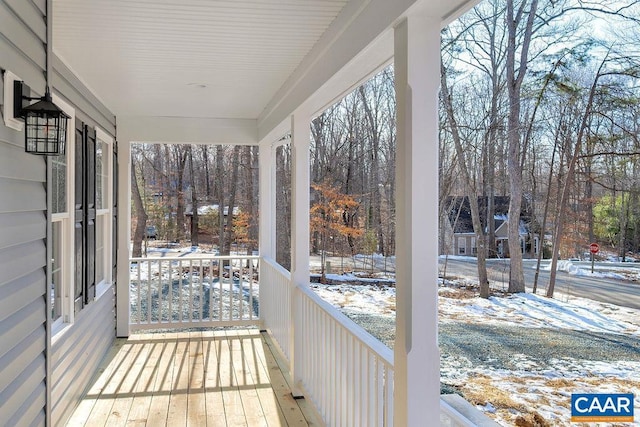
<box><xmin>66</xmin><ymin>329</ymin><xmax>321</xmax><ymax>426</ymax></box>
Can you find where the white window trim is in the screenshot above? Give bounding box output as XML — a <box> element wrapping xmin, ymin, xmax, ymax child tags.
<box><xmin>51</xmin><ymin>93</ymin><xmax>75</xmax><ymax>330</ymax></box>
<box><xmin>95</xmin><ymin>127</ymin><xmax>114</xmax><ymax>298</ymax></box>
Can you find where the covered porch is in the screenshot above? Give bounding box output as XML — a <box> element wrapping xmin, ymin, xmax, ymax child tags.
<box><xmin>65</xmin><ymin>251</ymin><xmax>485</xmax><ymax>426</ymax></box>
<box><xmin>51</xmin><ymin>0</ymin><xmax>483</xmax><ymax>425</ymax></box>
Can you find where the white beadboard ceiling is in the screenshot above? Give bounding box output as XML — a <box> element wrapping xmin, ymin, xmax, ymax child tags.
<box><xmin>53</xmin><ymin>0</ymin><xmax>350</xmax><ymax>119</ymax></box>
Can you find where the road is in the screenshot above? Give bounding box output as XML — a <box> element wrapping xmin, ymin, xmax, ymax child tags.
<box><xmin>439</xmin><ymin>257</ymin><xmax>640</xmax><ymax>310</ymax></box>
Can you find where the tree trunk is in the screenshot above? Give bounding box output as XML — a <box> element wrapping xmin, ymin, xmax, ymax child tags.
<box><xmin>225</xmin><ymin>146</ymin><xmax>241</xmax><ymax>255</ymax></box>
<box><xmin>174</xmin><ymin>147</ymin><xmax>187</xmax><ymax>243</ymax></box>
<box><xmin>202</xmin><ymin>145</ymin><xmax>212</xmax><ymax>200</ymax></box>
<box><xmin>441</xmin><ymin>62</ymin><xmax>490</xmax><ymax>298</ymax></box>
<box><xmin>131</xmin><ymin>157</ymin><xmax>148</xmax><ymax>257</ymax></box>
<box><xmin>533</xmin><ymin>118</ymin><xmax>560</xmax><ymax>293</ymax></box>
<box><xmin>505</xmin><ymin>0</ymin><xmax>538</xmax><ymax>293</ymax></box>
<box><xmin>216</xmin><ymin>145</ymin><xmax>225</xmax><ymax>253</ymax></box>
<box><xmin>188</xmin><ymin>146</ymin><xmax>199</xmax><ymax>246</ymax></box>
<box><xmin>547</xmin><ymin>61</ymin><xmax>603</xmax><ymax>298</ymax></box>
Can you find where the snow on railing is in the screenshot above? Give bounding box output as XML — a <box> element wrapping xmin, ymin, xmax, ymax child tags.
<box><xmin>440</xmin><ymin>400</ymin><xmax>478</xmax><ymax>427</ymax></box>
<box><xmin>259</xmin><ymin>257</ymin><xmax>292</xmax><ymax>360</ymax></box>
<box><xmin>297</xmin><ymin>284</ymin><xmax>394</xmax><ymax>426</ymax></box>
<box><xmin>129</xmin><ymin>255</ymin><xmax>260</xmax><ymax>330</ymax></box>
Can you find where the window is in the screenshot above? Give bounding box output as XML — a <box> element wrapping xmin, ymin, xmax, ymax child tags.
<box><xmin>471</xmin><ymin>237</ymin><xmax>477</xmax><ymax>255</ymax></box>
<box><xmin>95</xmin><ymin>129</ymin><xmax>113</xmax><ymax>290</ymax></box>
<box><xmin>458</xmin><ymin>237</ymin><xmax>466</xmax><ymax>255</ymax></box>
<box><xmin>49</xmin><ymin>94</ymin><xmax>115</xmax><ymax>332</ymax></box>
<box><xmin>50</xmin><ymin>94</ymin><xmax>74</xmax><ymax>327</ymax></box>
<box><xmin>51</xmin><ymin>221</ymin><xmax>63</xmax><ymax>322</ymax></box>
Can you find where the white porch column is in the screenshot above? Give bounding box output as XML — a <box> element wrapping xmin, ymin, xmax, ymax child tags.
<box><xmin>258</xmin><ymin>139</ymin><xmax>275</xmax><ymax>330</ymax></box>
<box><xmin>290</xmin><ymin>111</ymin><xmax>310</xmax><ymax>397</ymax></box>
<box><xmin>258</xmin><ymin>140</ymin><xmax>275</xmax><ymax>260</ymax></box>
<box><xmin>393</xmin><ymin>10</ymin><xmax>441</xmax><ymax>426</ymax></box>
<box><xmin>116</xmin><ymin>139</ymin><xmax>132</xmax><ymax>337</ymax></box>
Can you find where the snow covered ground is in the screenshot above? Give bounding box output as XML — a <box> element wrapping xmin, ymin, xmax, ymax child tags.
<box><xmin>312</xmin><ymin>275</ymin><xmax>640</xmax><ymax>426</ymax></box>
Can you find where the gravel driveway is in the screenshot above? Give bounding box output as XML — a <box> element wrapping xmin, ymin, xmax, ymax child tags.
<box><xmin>340</xmin><ymin>309</ymin><xmax>640</xmax><ymax>370</ymax></box>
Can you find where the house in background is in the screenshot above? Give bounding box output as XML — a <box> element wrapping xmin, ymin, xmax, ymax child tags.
<box><xmin>441</xmin><ymin>196</ymin><xmax>540</xmax><ymax>259</ymax></box>
<box><xmin>0</xmin><ymin>0</ymin><xmax>487</xmax><ymax>426</ymax></box>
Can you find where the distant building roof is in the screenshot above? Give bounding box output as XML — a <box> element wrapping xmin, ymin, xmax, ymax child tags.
<box><xmin>444</xmin><ymin>196</ymin><xmax>533</xmax><ymax>235</ymax></box>
<box><xmin>185</xmin><ymin>204</ymin><xmax>240</xmax><ymax>216</ymax></box>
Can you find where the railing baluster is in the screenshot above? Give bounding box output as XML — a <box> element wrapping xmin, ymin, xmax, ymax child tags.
<box><xmin>199</xmin><ymin>259</ymin><xmax>204</xmax><ymax>321</ymax></box>
<box><xmin>168</xmin><ymin>261</ymin><xmax>173</xmax><ymax>323</ymax></box>
<box><xmin>248</xmin><ymin>261</ymin><xmax>254</xmax><ymax>321</ymax></box>
<box><xmin>157</xmin><ymin>260</ymin><xmax>162</xmax><ymax>323</ymax></box>
<box><xmin>239</xmin><ymin>258</ymin><xmax>244</xmax><ymax>320</ymax></box>
<box><xmin>188</xmin><ymin>260</ymin><xmax>193</xmax><ymax>323</ymax></box>
<box><xmin>218</xmin><ymin>258</ymin><xmax>223</xmax><ymax>322</ymax></box>
<box><xmin>208</xmin><ymin>258</ymin><xmax>213</xmax><ymax>322</ymax></box>
<box><xmin>136</xmin><ymin>261</ymin><xmax>141</xmax><ymax>325</ymax></box>
<box><xmin>147</xmin><ymin>260</ymin><xmax>152</xmax><ymax>324</ymax></box>
<box><xmin>179</xmin><ymin>260</ymin><xmax>184</xmax><ymax>323</ymax></box>
<box><xmin>385</xmin><ymin>367</ymin><xmax>394</xmax><ymax>425</ymax></box>
<box><xmin>375</xmin><ymin>359</ymin><xmax>384</xmax><ymax>426</ymax></box>
<box><xmin>229</xmin><ymin>261</ymin><xmax>234</xmax><ymax>321</ymax></box>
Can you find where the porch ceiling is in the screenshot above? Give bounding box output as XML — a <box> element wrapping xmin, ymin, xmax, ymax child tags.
<box><xmin>53</xmin><ymin>0</ymin><xmax>477</xmax><ymax>138</ymax></box>
<box><xmin>53</xmin><ymin>0</ymin><xmax>349</xmax><ymax>119</ymax></box>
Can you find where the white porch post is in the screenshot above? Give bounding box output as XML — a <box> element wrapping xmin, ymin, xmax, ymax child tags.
<box><xmin>290</xmin><ymin>111</ymin><xmax>310</xmax><ymax>397</ymax></box>
<box><xmin>258</xmin><ymin>139</ymin><xmax>275</xmax><ymax>328</ymax></box>
<box><xmin>116</xmin><ymin>138</ymin><xmax>132</xmax><ymax>337</ymax></box>
<box><xmin>258</xmin><ymin>140</ymin><xmax>275</xmax><ymax>260</ymax></box>
<box><xmin>393</xmin><ymin>10</ymin><xmax>441</xmax><ymax>426</ymax></box>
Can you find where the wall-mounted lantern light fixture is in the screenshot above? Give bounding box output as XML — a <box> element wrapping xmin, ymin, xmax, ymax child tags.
<box><xmin>13</xmin><ymin>81</ymin><xmax>69</xmax><ymax>155</ymax></box>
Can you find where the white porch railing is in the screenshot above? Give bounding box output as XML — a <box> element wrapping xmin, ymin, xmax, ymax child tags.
<box><xmin>259</xmin><ymin>257</ymin><xmax>394</xmax><ymax>425</ymax></box>
<box><xmin>129</xmin><ymin>255</ymin><xmax>260</xmax><ymax>330</ymax></box>
<box><xmin>260</xmin><ymin>257</ymin><xmax>292</xmax><ymax>360</ymax></box>
<box><xmin>440</xmin><ymin>400</ymin><xmax>479</xmax><ymax>427</ymax></box>
<box><xmin>297</xmin><ymin>284</ymin><xmax>395</xmax><ymax>426</ymax></box>
<box><xmin>129</xmin><ymin>255</ymin><xmax>490</xmax><ymax>426</ymax></box>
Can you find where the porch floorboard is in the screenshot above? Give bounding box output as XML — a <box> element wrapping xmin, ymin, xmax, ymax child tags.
<box><xmin>66</xmin><ymin>329</ymin><xmax>320</xmax><ymax>426</ymax></box>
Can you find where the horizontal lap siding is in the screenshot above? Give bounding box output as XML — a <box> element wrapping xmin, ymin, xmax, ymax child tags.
<box><xmin>0</xmin><ymin>1</ymin><xmax>47</xmax><ymax>426</ymax></box>
<box><xmin>52</xmin><ymin>288</ymin><xmax>115</xmax><ymax>424</ymax></box>
<box><xmin>2</xmin><ymin>1</ymin><xmax>117</xmax><ymax>426</ymax></box>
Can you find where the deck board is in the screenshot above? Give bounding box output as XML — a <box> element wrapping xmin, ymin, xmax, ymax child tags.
<box><xmin>66</xmin><ymin>329</ymin><xmax>320</xmax><ymax>427</ymax></box>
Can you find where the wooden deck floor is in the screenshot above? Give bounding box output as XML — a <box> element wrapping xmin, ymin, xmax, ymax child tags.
<box><xmin>66</xmin><ymin>329</ymin><xmax>321</xmax><ymax>427</ymax></box>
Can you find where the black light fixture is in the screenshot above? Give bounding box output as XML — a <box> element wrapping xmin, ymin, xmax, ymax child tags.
<box><xmin>14</xmin><ymin>81</ymin><xmax>69</xmax><ymax>155</ymax></box>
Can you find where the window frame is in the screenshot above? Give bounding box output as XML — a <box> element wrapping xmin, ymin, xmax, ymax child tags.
<box><xmin>95</xmin><ymin>128</ymin><xmax>113</xmax><ymax>297</ymax></box>
<box><xmin>50</xmin><ymin>94</ymin><xmax>76</xmax><ymax>332</ymax></box>
<box><xmin>49</xmin><ymin>97</ymin><xmax>115</xmax><ymax>336</ymax></box>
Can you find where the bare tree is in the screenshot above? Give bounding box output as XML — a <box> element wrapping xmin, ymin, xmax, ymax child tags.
<box><xmin>441</xmin><ymin>61</ymin><xmax>491</xmax><ymax>298</ymax></box>
<box><xmin>131</xmin><ymin>153</ymin><xmax>148</xmax><ymax>257</ymax></box>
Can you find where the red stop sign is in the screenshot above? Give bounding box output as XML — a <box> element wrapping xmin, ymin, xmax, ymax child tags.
<box><xmin>590</xmin><ymin>243</ymin><xmax>600</xmax><ymax>254</ymax></box>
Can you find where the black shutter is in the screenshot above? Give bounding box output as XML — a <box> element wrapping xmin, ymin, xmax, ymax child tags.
<box><xmin>73</xmin><ymin>119</ymin><xmax>97</xmax><ymax>313</ymax></box>
<box><xmin>85</xmin><ymin>125</ymin><xmax>97</xmax><ymax>303</ymax></box>
<box><xmin>112</xmin><ymin>145</ymin><xmax>118</xmax><ymax>283</ymax></box>
<box><xmin>74</xmin><ymin>119</ymin><xmax>84</xmax><ymax>313</ymax></box>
